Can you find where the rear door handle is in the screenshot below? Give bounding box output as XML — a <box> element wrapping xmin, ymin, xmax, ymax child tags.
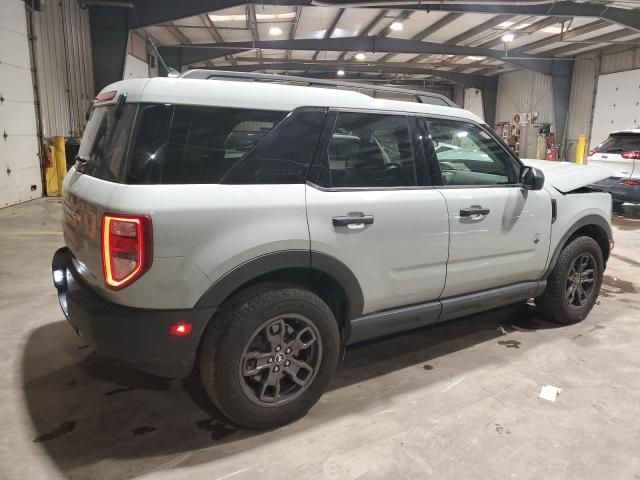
<box><xmin>459</xmin><ymin>207</ymin><xmax>490</xmax><ymax>217</ymax></box>
<box><xmin>332</xmin><ymin>215</ymin><xmax>374</xmax><ymax>227</ymax></box>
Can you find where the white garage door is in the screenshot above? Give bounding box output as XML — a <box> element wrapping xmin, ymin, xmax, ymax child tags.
<box><xmin>591</xmin><ymin>69</ymin><xmax>640</xmax><ymax>149</ymax></box>
<box><xmin>0</xmin><ymin>0</ymin><xmax>42</xmax><ymax>208</ymax></box>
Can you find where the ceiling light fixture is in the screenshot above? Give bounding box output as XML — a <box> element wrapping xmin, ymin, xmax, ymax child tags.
<box><xmin>337</xmin><ymin>70</ymin><xmax>345</xmax><ymax>76</ymax></box>
<box><xmin>502</xmin><ymin>32</ymin><xmax>515</xmax><ymax>43</ymax></box>
<box><xmin>269</xmin><ymin>26</ymin><xmax>283</xmax><ymax>36</ymax></box>
<box><xmin>355</xmin><ymin>53</ymin><xmax>366</xmax><ymax>60</ymax></box>
<box><xmin>390</xmin><ymin>21</ymin><xmax>403</xmax><ymax>32</ymax></box>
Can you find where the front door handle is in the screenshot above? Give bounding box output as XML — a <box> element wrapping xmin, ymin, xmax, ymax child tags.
<box><xmin>459</xmin><ymin>206</ymin><xmax>490</xmax><ymax>217</ymax></box>
<box><xmin>332</xmin><ymin>215</ymin><xmax>374</xmax><ymax>227</ymax></box>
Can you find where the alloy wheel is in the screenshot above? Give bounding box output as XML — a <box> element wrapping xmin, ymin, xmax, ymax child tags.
<box><xmin>565</xmin><ymin>252</ymin><xmax>597</xmax><ymax>309</ymax></box>
<box><xmin>239</xmin><ymin>314</ymin><xmax>322</xmax><ymax>407</ymax></box>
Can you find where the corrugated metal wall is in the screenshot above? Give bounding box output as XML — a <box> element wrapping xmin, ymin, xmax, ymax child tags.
<box><xmin>495</xmin><ymin>69</ymin><xmax>555</xmax><ymax>125</ymax></box>
<box><xmin>32</xmin><ymin>0</ymin><xmax>94</xmax><ymax>138</ymax></box>
<box><xmin>565</xmin><ymin>53</ymin><xmax>598</xmax><ymax>161</ymax></box>
<box><xmin>565</xmin><ymin>46</ymin><xmax>640</xmax><ymax>160</ymax></box>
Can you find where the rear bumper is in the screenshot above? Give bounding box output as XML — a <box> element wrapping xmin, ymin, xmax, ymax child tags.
<box><xmin>52</xmin><ymin>247</ymin><xmax>216</xmax><ymax>378</ymax></box>
<box><xmin>591</xmin><ymin>177</ymin><xmax>640</xmax><ymax>204</ymax></box>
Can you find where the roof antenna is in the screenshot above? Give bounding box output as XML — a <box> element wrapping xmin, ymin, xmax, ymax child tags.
<box><xmin>146</xmin><ymin>36</ymin><xmax>180</xmax><ymax>77</ymax></box>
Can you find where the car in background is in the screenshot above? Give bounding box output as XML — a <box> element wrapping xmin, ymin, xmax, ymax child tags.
<box><xmin>588</xmin><ymin>129</ymin><xmax>640</xmax><ymax>208</ymax></box>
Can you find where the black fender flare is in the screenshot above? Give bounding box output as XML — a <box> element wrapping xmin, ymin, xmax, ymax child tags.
<box><xmin>542</xmin><ymin>214</ymin><xmax>612</xmax><ymax>279</ymax></box>
<box><xmin>195</xmin><ymin>250</ymin><xmax>364</xmax><ymax>320</ymax></box>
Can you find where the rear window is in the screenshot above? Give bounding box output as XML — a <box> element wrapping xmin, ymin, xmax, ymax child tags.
<box><xmin>77</xmin><ymin>104</ymin><xmax>137</xmax><ymax>182</ymax></box>
<box><xmin>595</xmin><ymin>133</ymin><xmax>640</xmax><ymax>153</ymax></box>
<box><xmin>128</xmin><ymin>105</ymin><xmax>286</xmax><ymax>184</ymax></box>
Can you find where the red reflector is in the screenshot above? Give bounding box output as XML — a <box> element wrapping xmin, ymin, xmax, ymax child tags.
<box><xmin>169</xmin><ymin>323</ymin><xmax>193</xmax><ymax>336</ymax></box>
<box><xmin>102</xmin><ymin>214</ymin><xmax>153</xmax><ymax>290</ymax></box>
<box><xmin>621</xmin><ymin>179</ymin><xmax>640</xmax><ymax>186</ymax></box>
<box><xmin>95</xmin><ymin>90</ymin><xmax>117</xmax><ymax>103</ymax></box>
<box><xmin>621</xmin><ymin>151</ymin><xmax>640</xmax><ymax>160</ymax></box>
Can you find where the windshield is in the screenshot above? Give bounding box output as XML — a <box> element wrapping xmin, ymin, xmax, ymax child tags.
<box><xmin>595</xmin><ymin>133</ymin><xmax>640</xmax><ymax>154</ymax></box>
<box><xmin>77</xmin><ymin>104</ymin><xmax>137</xmax><ymax>182</ymax></box>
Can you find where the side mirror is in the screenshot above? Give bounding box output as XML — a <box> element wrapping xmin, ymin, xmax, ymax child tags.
<box><xmin>520</xmin><ymin>166</ymin><xmax>545</xmax><ymax>190</ymax></box>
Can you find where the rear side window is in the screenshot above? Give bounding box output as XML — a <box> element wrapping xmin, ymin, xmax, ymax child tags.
<box><xmin>78</xmin><ymin>104</ymin><xmax>137</xmax><ymax>182</ymax></box>
<box><xmin>128</xmin><ymin>105</ymin><xmax>286</xmax><ymax>184</ymax></box>
<box><xmin>222</xmin><ymin>107</ymin><xmax>327</xmax><ymax>184</ymax></box>
<box><xmin>595</xmin><ymin>133</ymin><xmax>640</xmax><ymax>153</ymax></box>
<box><xmin>325</xmin><ymin>112</ymin><xmax>417</xmax><ymax>188</ymax></box>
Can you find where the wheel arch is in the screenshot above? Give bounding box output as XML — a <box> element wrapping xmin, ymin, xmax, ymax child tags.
<box><xmin>543</xmin><ymin>214</ymin><xmax>612</xmax><ymax>280</ymax></box>
<box><xmin>195</xmin><ymin>250</ymin><xmax>364</xmax><ymax>328</ymax></box>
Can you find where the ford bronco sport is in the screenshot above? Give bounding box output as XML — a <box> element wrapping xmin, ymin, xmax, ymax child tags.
<box><xmin>53</xmin><ymin>71</ymin><xmax>613</xmax><ymax>429</ymax></box>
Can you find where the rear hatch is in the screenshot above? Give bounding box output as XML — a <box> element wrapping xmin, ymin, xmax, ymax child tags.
<box><xmin>62</xmin><ymin>99</ymin><xmax>137</xmax><ymax>290</ymax></box>
<box><xmin>587</xmin><ymin>131</ymin><xmax>640</xmax><ymax>178</ymax></box>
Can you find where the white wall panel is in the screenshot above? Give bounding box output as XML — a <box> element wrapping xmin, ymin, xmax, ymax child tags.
<box><xmin>0</xmin><ymin>0</ymin><xmax>42</xmax><ymax>207</ymax></box>
<box><xmin>496</xmin><ymin>69</ymin><xmax>555</xmax><ymax>125</ymax></box>
<box><xmin>463</xmin><ymin>88</ymin><xmax>484</xmax><ymax>120</ymax></box>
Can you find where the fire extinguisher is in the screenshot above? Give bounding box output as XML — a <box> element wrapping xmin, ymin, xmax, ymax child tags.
<box><xmin>546</xmin><ymin>146</ymin><xmax>558</xmax><ymax>161</ymax></box>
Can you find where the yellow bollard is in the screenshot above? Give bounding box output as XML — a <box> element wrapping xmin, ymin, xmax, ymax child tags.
<box><xmin>45</xmin><ymin>143</ymin><xmax>60</xmax><ymax>195</ymax></box>
<box><xmin>53</xmin><ymin>136</ymin><xmax>67</xmax><ymax>192</ymax></box>
<box><xmin>576</xmin><ymin>134</ymin><xmax>587</xmax><ymax>165</ymax></box>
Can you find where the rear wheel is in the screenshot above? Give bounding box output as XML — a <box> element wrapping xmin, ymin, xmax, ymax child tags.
<box><xmin>536</xmin><ymin>236</ymin><xmax>604</xmax><ymax>324</ymax></box>
<box><xmin>199</xmin><ymin>282</ymin><xmax>340</xmax><ymax>429</ymax></box>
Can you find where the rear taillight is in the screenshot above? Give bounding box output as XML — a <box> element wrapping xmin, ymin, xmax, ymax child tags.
<box><xmin>588</xmin><ymin>149</ymin><xmax>596</xmax><ymax>156</ymax></box>
<box><xmin>620</xmin><ymin>179</ymin><xmax>640</xmax><ymax>186</ymax></box>
<box><xmin>102</xmin><ymin>214</ymin><xmax>153</xmax><ymax>290</ymax></box>
<box><xmin>621</xmin><ymin>151</ymin><xmax>640</xmax><ymax>160</ymax></box>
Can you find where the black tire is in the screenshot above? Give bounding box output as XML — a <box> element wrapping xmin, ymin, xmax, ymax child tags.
<box><xmin>199</xmin><ymin>282</ymin><xmax>340</xmax><ymax>429</ymax></box>
<box><xmin>536</xmin><ymin>236</ymin><xmax>604</xmax><ymax>324</ymax></box>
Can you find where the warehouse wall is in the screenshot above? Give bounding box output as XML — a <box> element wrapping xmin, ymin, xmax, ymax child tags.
<box><xmin>0</xmin><ymin>0</ymin><xmax>42</xmax><ymax>207</ymax></box>
<box><xmin>495</xmin><ymin>69</ymin><xmax>555</xmax><ymax>126</ymax></box>
<box><xmin>31</xmin><ymin>0</ymin><xmax>94</xmax><ymax>139</ymax></box>
<box><xmin>566</xmin><ymin>46</ymin><xmax>640</xmax><ymax>161</ymax></box>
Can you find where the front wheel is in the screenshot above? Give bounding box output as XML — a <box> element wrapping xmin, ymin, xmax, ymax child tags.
<box><xmin>199</xmin><ymin>282</ymin><xmax>340</xmax><ymax>429</ymax></box>
<box><xmin>536</xmin><ymin>236</ymin><xmax>604</xmax><ymax>324</ymax></box>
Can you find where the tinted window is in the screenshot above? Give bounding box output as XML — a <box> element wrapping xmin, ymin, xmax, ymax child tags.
<box><xmin>326</xmin><ymin>112</ymin><xmax>416</xmax><ymax>188</ymax></box>
<box><xmin>595</xmin><ymin>133</ymin><xmax>640</xmax><ymax>153</ymax></box>
<box><xmin>128</xmin><ymin>105</ymin><xmax>286</xmax><ymax>184</ymax></box>
<box><xmin>223</xmin><ymin>107</ymin><xmax>327</xmax><ymax>184</ymax></box>
<box><xmin>423</xmin><ymin>118</ymin><xmax>516</xmax><ymax>186</ymax></box>
<box><xmin>78</xmin><ymin>103</ymin><xmax>137</xmax><ymax>182</ymax></box>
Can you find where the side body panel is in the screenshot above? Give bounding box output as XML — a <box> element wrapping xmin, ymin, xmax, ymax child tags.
<box><xmin>306</xmin><ymin>185</ymin><xmax>449</xmax><ymax>314</ymax></box>
<box><xmin>543</xmin><ymin>187</ymin><xmax>613</xmax><ymax>273</ymax></box>
<box><xmin>439</xmin><ymin>187</ymin><xmax>552</xmax><ymax>298</ymax></box>
<box><xmin>63</xmin><ymin>166</ymin><xmax>309</xmax><ymax>309</ymax></box>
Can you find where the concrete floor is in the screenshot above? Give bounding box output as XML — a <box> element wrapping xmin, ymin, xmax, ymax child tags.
<box><xmin>1</xmin><ymin>198</ymin><xmax>640</xmax><ymax>480</ymax></box>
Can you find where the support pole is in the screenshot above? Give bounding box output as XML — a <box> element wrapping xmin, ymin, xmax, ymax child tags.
<box><xmin>551</xmin><ymin>60</ymin><xmax>574</xmax><ymax>161</ymax></box>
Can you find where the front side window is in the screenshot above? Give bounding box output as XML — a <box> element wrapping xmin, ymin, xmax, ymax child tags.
<box><xmin>326</xmin><ymin>112</ymin><xmax>416</xmax><ymax>188</ymax></box>
<box><xmin>422</xmin><ymin>118</ymin><xmax>517</xmax><ymax>186</ymax></box>
<box><xmin>128</xmin><ymin>105</ymin><xmax>286</xmax><ymax>184</ymax></box>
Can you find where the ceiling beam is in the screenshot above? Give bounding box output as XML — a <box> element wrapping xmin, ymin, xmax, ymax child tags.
<box><xmin>162</xmin><ymin>35</ymin><xmax>558</xmax><ymax>73</ymax></box>
<box><xmin>410</xmin><ymin>13</ymin><xmax>514</xmax><ymax>64</ymax></box>
<box><xmin>380</xmin><ymin>12</ymin><xmax>463</xmax><ymax>62</ymax></box>
<box><xmin>199</xmin><ymin>61</ymin><xmax>497</xmax><ymax>88</ymax></box>
<box><xmin>312</xmin><ymin>8</ymin><xmax>344</xmax><ymax>60</ymax></box>
<box><xmin>510</xmin><ymin>20</ymin><xmax>610</xmax><ymax>55</ymax></box>
<box><xmin>127</xmin><ymin>1</ymin><xmax>640</xmax><ymax>33</ymax></box>
<box><xmin>312</xmin><ymin>1</ymin><xmax>640</xmax><ymax>32</ymax></box>
<box><xmin>228</xmin><ymin>56</ymin><xmax>500</xmax><ymax>69</ymax></box>
<box><xmin>542</xmin><ymin>28</ymin><xmax>640</xmax><ymax>57</ymax></box>
<box><xmin>337</xmin><ymin>9</ymin><xmax>389</xmax><ymax>61</ymax></box>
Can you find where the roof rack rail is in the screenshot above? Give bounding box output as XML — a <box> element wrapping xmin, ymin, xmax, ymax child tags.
<box><xmin>180</xmin><ymin>69</ymin><xmax>460</xmax><ymax>108</ymax></box>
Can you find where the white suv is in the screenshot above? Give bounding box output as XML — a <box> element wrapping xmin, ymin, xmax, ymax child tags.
<box><xmin>52</xmin><ymin>71</ymin><xmax>613</xmax><ymax>429</ymax></box>
<box><xmin>588</xmin><ymin>129</ymin><xmax>640</xmax><ymax>207</ymax></box>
